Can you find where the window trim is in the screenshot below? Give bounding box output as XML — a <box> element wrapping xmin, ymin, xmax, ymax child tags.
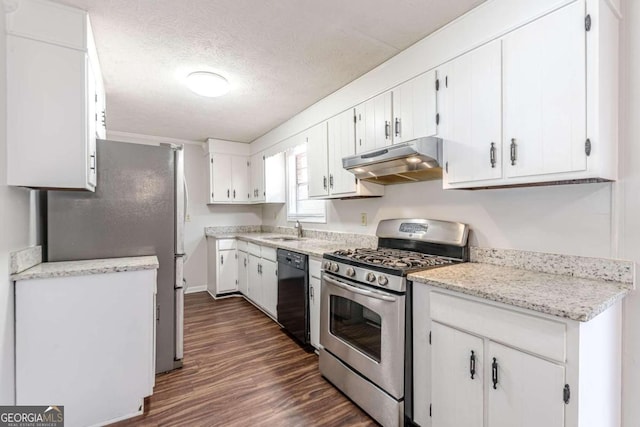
<box><xmin>286</xmin><ymin>145</ymin><xmax>326</xmax><ymax>224</ymax></box>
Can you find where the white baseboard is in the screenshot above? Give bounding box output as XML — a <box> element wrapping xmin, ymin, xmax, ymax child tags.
<box><xmin>185</xmin><ymin>284</ymin><xmax>207</xmax><ymax>294</ymax></box>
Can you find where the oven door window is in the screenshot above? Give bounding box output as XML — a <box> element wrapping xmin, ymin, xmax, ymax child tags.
<box><xmin>330</xmin><ymin>295</ymin><xmax>382</xmax><ymax>362</ymax></box>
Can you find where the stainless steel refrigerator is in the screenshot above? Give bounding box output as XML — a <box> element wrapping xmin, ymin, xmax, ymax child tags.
<box><xmin>47</xmin><ymin>139</ymin><xmax>186</xmax><ymax>373</ymax></box>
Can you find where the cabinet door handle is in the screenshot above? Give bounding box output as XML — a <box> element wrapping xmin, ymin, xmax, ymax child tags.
<box><xmin>90</xmin><ymin>154</ymin><xmax>96</xmax><ymax>171</ymax></box>
<box><xmin>510</xmin><ymin>139</ymin><xmax>517</xmax><ymax>166</ymax></box>
<box><xmin>470</xmin><ymin>350</ymin><xmax>476</xmax><ymax>379</ymax></box>
<box><xmin>490</xmin><ymin>142</ymin><xmax>496</xmax><ymax>168</ymax></box>
<box><xmin>233</xmin><ymin>189</ymin><xmax>236</xmax><ymax>199</ymax></box>
<box><xmin>323</xmin><ymin>176</ymin><xmax>327</xmax><ymax>190</ymax></box>
<box><xmin>492</xmin><ymin>357</ymin><xmax>498</xmax><ymax>389</ymax></box>
<box><xmin>244</xmin><ymin>258</ymin><xmax>247</xmax><ymax>267</ymax></box>
<box><xmin>385</xmin><ymin>121</ymin><xmax>391</xmax><ymax>139</ymax></box>
<box><xmin>220</xmin><ymin>255</ymin><xmax>224</xmax><ymax>265</ymax></box>
<box><xmin>227</xmin><ymin>189</ymin><xmax>230</xmax><ymax>198</ymax></box>
<box><xmin>394</xmin><ymin>117</ymin><xmax>401</xmax><ymax>137</ymax></box>
<box><xmin>310</xmin><ymin>286</ymin><xmax>314</xmax><ymax>299</ymax></box>
<box><xmin>329</xmin><ymin>174</ymin><xmax>334</xmax><ymax>189</ymax></box>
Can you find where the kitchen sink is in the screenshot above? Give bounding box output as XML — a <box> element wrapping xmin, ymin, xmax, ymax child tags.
<box><xmin>263</xmin><ymin>236</ymin><xmax>302</xmax><ymax>242</ymax></box>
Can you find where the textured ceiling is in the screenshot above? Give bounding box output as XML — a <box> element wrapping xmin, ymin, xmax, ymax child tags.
<box><xmin>52</xmin><ymin>0</ymin><xmax>484</xmax><ymax>142</ymax></box>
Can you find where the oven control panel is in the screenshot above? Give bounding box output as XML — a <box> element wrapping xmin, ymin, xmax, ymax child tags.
<box><xmin>321</xmin><ymin>260</ymin><xmax>405</xmax><ymax>292</ymax></box>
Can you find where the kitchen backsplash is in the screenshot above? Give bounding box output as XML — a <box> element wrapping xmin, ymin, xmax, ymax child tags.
<box><xmin>261</xmin><ymin>225</ymin><xmax>378</xmax><ymax>247</ymax></box>
<box><xmin>471</xmin><ymin>247</ymin><xmax>635</xmax><ymax>285</ymax></box>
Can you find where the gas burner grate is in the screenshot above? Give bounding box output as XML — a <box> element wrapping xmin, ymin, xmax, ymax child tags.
<box><xmin>329</xmin><ymin>247</ymin><xmax>456</xmax><ymax>271</ymax></box>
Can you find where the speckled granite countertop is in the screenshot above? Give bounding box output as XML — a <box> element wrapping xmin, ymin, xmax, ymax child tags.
<box><xmin>205</xmin><ymin>231</ymin><xmax>371</xmax><ymax>258</ymax></box>
<box><xmin>11</xmin><ymin>256</ymin><xmax>159</xmax><ymax>281</ymax></box>
<box><xmin>408</xmin><ymin>263</ymin><xmax>632</xmax><ymax>322</ymax></box>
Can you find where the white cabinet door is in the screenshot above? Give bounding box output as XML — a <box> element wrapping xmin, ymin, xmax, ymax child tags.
<box><xmin>231</xmin><ymin>155</ymin><xmax>250</xmax><ymax>202</ymax></box>
<box><xmin>238</xmin><ymin>251</ymin><xmax>248</xmax><ymax>296</ymax></box>
<box><xmin>431</xmin><ymin>322</ymin><xmax>484</xmax><ymax>427</ymax></box>
<box><xmin>328</xmin><ymin>109</ymin><xmax>357</xmax><ymax>196</ymax></box>
<box><xmin>393</xmin><ymin>70</ymin><xmax>437</xmax><ymax>144</ymax></box>
<box><xmin>441</xmin><ymin>40</ymin><xmax>503</xmax><ymax>186</ymax></box>
<box><xmin>86</xmin><ymin>58</ymin><xmax>97</xmax><ymax>188</ymax></box>
<box><xmin>261</xmin><ymin>258</ymin><xmax>278</xmax><ymax>318</ymax></box>
<box><xmin>7</xmin><ymin>35</ymin><xmax>93</xmax><ymax>190</ymax></box>
<box><xmin>356</xmin><ymin>91</ymin><xmax>393</xmax><ymax>153</ymax></box>
<box><xmin>217</xmin><ymin>249</ymin><xmax>237</xmax><ymax>293</ymax></box>
<box><xmin>488</xmin><ymin>342</ymin><xmax>565</xmax><ymax>427</ymax></box>
<box><xmin>250</xmin><ymin>152</ymin><xmax>265</xmax><ymax>202</ymax></box>
<box><xmin>248</xmin><ymin>254</ymin><xmax>262</xmax><ymax>306</ymax></box>
<box><xmin>264</xmin><ymin>152</ymin><xmax>286</xmax><ymax>203</ymax></box>
<box><xmin>307</xmin><ymin>122</ymin><xmax>330</xmax><ymax>198</ymax></box>
<box><xmin>210</xmin><ymin>154</ymin><xmax>232</xmax><ymax>203</ymax></box>
<box><xmin>309</xmin><ymin>276</ymin><xmax>321</xmax><ymax>349</ymax></box>
<box><xmin>503</xmin><ymin>1</ymin><xmax>586</xmax><ymax>179</ymax></box>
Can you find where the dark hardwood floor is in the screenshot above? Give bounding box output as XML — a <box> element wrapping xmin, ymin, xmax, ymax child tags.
<box><xmin>112</xmin><ymin>292</ymin><xmax>377</xmax><ymax>427</ymax></box>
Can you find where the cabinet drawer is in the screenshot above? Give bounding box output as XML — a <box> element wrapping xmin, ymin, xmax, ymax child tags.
<box><xmin>248</xmin><ymin>243</ymin><xmax>261</xmax><ymax>257</ymax></box>
<box><xmin>261</xmin><ymin>246</ymin><xmax>277</xmax><ymax>262</ymax></box>
<box><xmin>237</xmin><ymin>240</ymin><xmax>248</xmax><ymax>252</ymax></box>
<box><xmin>217</xmin><ymin>239</ymin><xmax>237</xmax><ymax>251</ymax></box>
<box><xmin>309</xmin><ymin>258</ymin><xmax>322</xmax><ymax>279</ymax></box>
<box><xmin>430</xmin><ymin>291</ymin><xmax>566</xmax><ymax>363</ymax></box>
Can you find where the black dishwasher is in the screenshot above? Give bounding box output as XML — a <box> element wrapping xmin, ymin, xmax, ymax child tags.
<box><xmin>277</xmin><ymin>249</ymin><xmax>309</xmax><ymax>344</ymax></box>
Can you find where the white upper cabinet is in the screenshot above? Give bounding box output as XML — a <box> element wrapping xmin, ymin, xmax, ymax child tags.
<box><xmin>306</xmin><ymin>122</ymin><xmax>330</xmax><ymax>198</ymax></box>
<box><xmin>307</xmin><ymin>114</ymin><xmax>384</xmax><ymax>199</ymax></box>
<box><xmin>355</xmin><ymin>91</ymin><xmax>393</xmax><ymax>153</ymax></box>
<box><xmin>441</xmin><ymin>40</ymin><xmax>503</xmax><ymax>188</ymax></box>
<box><xmin>327</xmin><ymin>109</ymin><xmax>357</xmax><ymax>196</ymax></box>
<box><xmin>207</xmin><ymin>139</ymin><xmax>283</xmax><ymax>205</ymax></box>
<box><xmin>208</xmin><ymin>153</ymin><xmax>249</xmax><ymax>204</ymax></box>
<box><xmin>6</xmin><ymin>0</ymin><xmax>104</xmax><ymax>191</ymax></box>
<box><xmin>392</xmin><ymin>70</ymin><xmax>438</xmax><ymax>144</ymax></box>
<box><xmin>503</xmin><ymin>1</ymin><xmax>587</xmax><ymax>180</ymax></box>
<box><xmin>250</xmin><ymin>152</ymin><xmax>265</xmax><ymax>202</ymax></box>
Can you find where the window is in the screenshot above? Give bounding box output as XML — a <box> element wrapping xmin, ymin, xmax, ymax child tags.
<box><xmin>286</xmin><ymin>144</ymin><xmax>326</xmax><ymax>222</ymax></box>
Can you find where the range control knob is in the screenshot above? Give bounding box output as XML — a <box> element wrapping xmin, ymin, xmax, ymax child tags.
<box><xmin>346</xmin><ymin>267</ymin><xmax>355</xmax><ymax>277</ymax></box>
<box><xmin>378</xmin><ymin>275</ymin><xmax>389</xmax><ymax>286</ymax></box>
<box><xmin>323</xmin><ymin>261</ymin><xmax>331</xmax><ymax>270</ymax></box>
<box><xmin>331</xmin><ymin>263</ymin><xmax>340</xmax><ymax>273</ymax></box>
<box><xmin>366</xmin><ymin>272</ymin><xmax>376</xmax><ymax>283</ymax></box>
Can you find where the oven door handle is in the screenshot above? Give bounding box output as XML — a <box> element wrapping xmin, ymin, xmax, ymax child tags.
<box><xmin>323</xmin><ymin>276</ymin><xmax>397</xmax><ymax>302</ymax></box>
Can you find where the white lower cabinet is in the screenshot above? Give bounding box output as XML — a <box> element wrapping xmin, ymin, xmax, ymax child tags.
<box><xmin>487</xmin><ymin>342</ymin><xmax>565</xmax><ymax>427</ymax></box>
<box><xmin>206</xmin><ymin>238</ymin><xmax>238</xmax><ymax>296</ymax></box>
<box><xmin>246</xmin><ymin>244</ymin><xmax>278</xmax><ymax>319</ymax></box>
<box><xmin>431</xmin><ymin>322</ymin><xmax>483</xmax><ymax>427</ymax></box>
<box><xmin>15</xmin><ymin>268</ymin><xmax>156</xmax><ymax>427</ymax></box>
<box><xmin>238</xmin><ymin>250</ymin><xmax>249</xmax><ymax>295</ymax></box>
<box><xmin>248</xmin><ymin>253</ymin><xmax>263</xmax><ymax>306</ymax></box>
<box><xmin>414</xmin><ymin>286</ymin><xmax>622</xmax><ymax>427</ymax></box>
<box><xmin>308</xmin><ymin>257</ymin><xmax>322</xmax><ymax>349</ymax></box>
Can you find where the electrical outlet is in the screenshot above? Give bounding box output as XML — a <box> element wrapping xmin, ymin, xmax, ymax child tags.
<box><xmin>186</xmin><ymin>214</ymin><xmax>191</xmax><ymax>222</ymax></box>
<box><xmin>360</xmin><ymin>213</ymin><xmax>367</xmax><ymax>226</ymax></box>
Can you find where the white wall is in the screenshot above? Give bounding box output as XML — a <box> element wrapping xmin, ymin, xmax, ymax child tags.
<box><xmin>106</xmin><ymin>132</ymin><xmax>262</xmax><ymax>290</ymax></box>
<box><xmin>0</xmin><ymin>17</ymin><xmax>38</xmax><ymax>404</ymax></box>
<box><xmin>264</xmin><ymin>181</ymin><xmax>613</xmax><ymax>257</ymax></box>
<box><xmin>619</xmin><ymin>0</ymin><xmax>640</xmax><ymax>424</ymax></box>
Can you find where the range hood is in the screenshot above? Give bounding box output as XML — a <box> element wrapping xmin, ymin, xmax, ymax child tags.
<box><xmin>342</xmin><ymin>137</ymin><xmax>443</xmax><ymax>185</ymax></box>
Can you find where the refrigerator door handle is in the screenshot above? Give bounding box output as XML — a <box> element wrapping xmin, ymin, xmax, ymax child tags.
<box><xmin>174</xmin><ymin>146</ymin><xmax>186</xmax><ymax>256</ymax></box>
<box><xmin>174</xmin><ymin>254</ymin><xmax>185</xmax><ymax>361</ymax></box>
<box><xmin>175</xmin><ymin>287</ymin><xmax>184</xmax><ymax>361</ymax></box>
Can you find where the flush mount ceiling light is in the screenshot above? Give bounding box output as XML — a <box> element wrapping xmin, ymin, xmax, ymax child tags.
<box><xmin>186</xmin><ymin>71</ymin><xmax>230</xmax><ymax>97</ymax></box>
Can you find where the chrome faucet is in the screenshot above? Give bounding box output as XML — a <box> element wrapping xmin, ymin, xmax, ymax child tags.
<box><xmin>295</xmin><ymin>220</ymin><xmax>303</xmax><ymax>238</ymax></box>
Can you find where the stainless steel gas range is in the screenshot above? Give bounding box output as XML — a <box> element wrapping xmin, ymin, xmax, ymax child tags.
<box><xmin>319</xmin><ymin>218</ymin><xmax>469</xmax><ymax>427</ymax></box>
